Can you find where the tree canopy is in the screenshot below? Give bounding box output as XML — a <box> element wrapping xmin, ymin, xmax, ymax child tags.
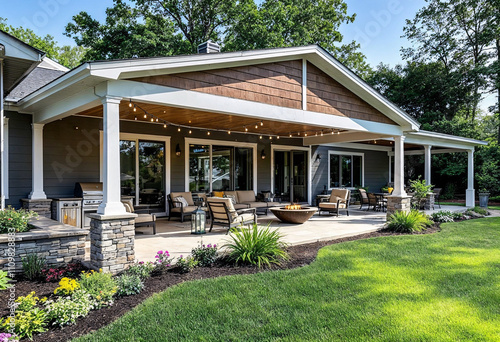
<box><xmin>64</xmin><ymin>0</ymin><xmax>371</xmax><ymax>77</ymax></box>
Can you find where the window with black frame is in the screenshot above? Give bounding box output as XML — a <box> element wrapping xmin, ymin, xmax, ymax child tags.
<box><xmin>329</xmin><ymin>153</ymin><xmax>363</xmax><ymax>188</ymax></box>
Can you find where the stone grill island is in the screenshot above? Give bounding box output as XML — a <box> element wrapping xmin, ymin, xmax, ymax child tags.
<box><xmin>270</xmin><ymin>205</ymin><xmax>318</xmax><ymax>224</ymax></box>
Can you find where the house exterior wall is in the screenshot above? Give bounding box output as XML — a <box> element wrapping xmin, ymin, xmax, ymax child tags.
<box><xmin>311</xmin><ymin>145</ymin><xmax>389</xmax><ymax>198</ymax></box>
<box><xmin>5</xmin><ymin>111</ymin><xmax>32</xmax><ymax>207</ymax></box>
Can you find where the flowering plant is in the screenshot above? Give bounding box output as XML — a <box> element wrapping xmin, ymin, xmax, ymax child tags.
<box><xmin>191</xmin><ymin>243</ymin><xmax>218</xmax><ymax>267</ymax></box>
<box><xmin>79</xmin><ymin>270</ymin><xmax>117</xmax><ymax>308</ymax></box>
<box><xmin>42</xmin><ymin>262</ymin><xmax>87</xmax><ymax>282</ymax></box>
<box><xmin>0</xmin><ymin>333</ymin><xmax>17</xmax><ymax>341</ymax></box>
<box><xmin>15</xmin><ymin>291</ymin><xmax>47</xmax><ymax>312</ymax></box>
<box><xmin>45</xmin><ymin>290</ymin><xmax>93</xmax><ymax>327</ymax></box>
<box><xmin>154</xmin><ymin>250</ymin><xmax>174</xmax><ymax>272</ymax></box>
<box><xmin>54</xmin><ymin>277</ymin><xmax>80</xmax><ymax>296</ymax></box>
<box><xmin>0</xmin><ymin>206</ymin><xmax>38</xmax><ymax>233</ymax></box>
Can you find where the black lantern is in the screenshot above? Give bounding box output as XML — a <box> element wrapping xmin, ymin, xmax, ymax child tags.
<box><xmin>191</xmin><ymin>206</ymin><xmax>206</xmax><ymax>234</ymax></box>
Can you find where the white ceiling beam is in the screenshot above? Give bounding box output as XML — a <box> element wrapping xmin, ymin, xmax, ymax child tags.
<box><xmin>303</xmin><ymin>132</ymin><xmax>393</xmax><ymax>146</ymax></box>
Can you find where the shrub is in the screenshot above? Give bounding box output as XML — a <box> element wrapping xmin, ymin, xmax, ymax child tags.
<box><xmin>125</xmin><ymin>261</ymin><xmax>155</xmax><ymax>280</ymax></box>
<box><xmin>223</xmin><ymin>224</ymin><xmax>289</xmax><ymax>268</ymax></box>
<box><xmin>385</xmin><ymin>210</ymin><xmax>432</xmax><ymax>233</ymax></box>
<box><xmin>42</xmin><ymin>262</ymin><xmax>87</xmax><ymax>282</ymax></box>
<box><xmin>154</xmin><ymin>250</ymin><xmax>174</xmax><ymax>268</ymax></box>
<box><xmin>79</xmin><ymin>270</ymin><xmax>117</xmax><ymax>308</ymax></box>
<box><xmin>0</xmin><ymin>271</ymin><xmax>11</xmax><ymax>290</ymax></box>
<box><xmin>409</xmin><ymin>178</ymin><xmax>433</xmax><ymax>209</ymax></box>
<box><xmin>174</xmin><ymin>255</ymin><xmax>198</xmax><ymax>274</ymax></box>
<box><xmin>116</xmin><ymin>274</ymin><xmax>144</xmax><ymax>296</ymax></box>
<box><xmin>54</xmin><ymin>277</ymin><xmax>80</xmax><ymax>296</ymax></box>
<box><xmin>22</xmin><ymin>253</ymin><xmax>46</xmax><ymax>281</ymax></box>
<box><xmin>472</xmin><ymin>206</ymin><xmax>488</xmax><ymax>215</ymax></box>
<box><xmin>45</xmin><ymin>290</ymin><xmax>93</xmax><ymax>327</ymax></box>
<box><xmin>0</xmin><ymin>207</ymin><xmax>38</xmax><ymax>234</ymax></box>
<box><xmin>191</xmin><ymin>243</ymin><xmax>218</xmax><ymax>267</ymax></box>
<box><xmin>1</xmin><ymin>308</ymin><xmax>48</xmax><ymax>339</ymax></box>
<box><xmin>430</xmin><ymin>211</ymin><xmax>455</xmax><ymax>223</ymax></box>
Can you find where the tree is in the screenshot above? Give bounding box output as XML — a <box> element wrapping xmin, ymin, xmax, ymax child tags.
<box><xmin>0</xmin><ymin>18</ymin><xmax>85</xmax><ymax>68</ymax></box>
<box><xmin>64</xmin><ymin>0</ymin><xmax>371</xmax><ymax>76</ymax></box>
<box><xmin>402</xmin><ymin>0</ymin><xmax>499</xmax><ymax>139</ymax></box>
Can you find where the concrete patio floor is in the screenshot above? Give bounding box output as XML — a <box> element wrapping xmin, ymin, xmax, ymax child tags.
<box><xmin>133</xmin><ymin>205</ymin><xmax>467</xmax><ymax>263</ymax></box>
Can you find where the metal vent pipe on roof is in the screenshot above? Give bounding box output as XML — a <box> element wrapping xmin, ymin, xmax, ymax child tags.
<box><xmin>197</xmin><ymin>40</ymin><xmax>220</xmax><ymax>54</ymax></box>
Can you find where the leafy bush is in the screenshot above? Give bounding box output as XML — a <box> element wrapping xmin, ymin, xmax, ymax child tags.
<box><xmin>1</xmin><ymin>308</ymin><xmax>48</xmax><ymax>339</ymax></box>
<box><xmin>45</xmin><ymin>290</ymin><xmax>93</xmax><ymax>327</ymax></box>
<box><xmin>22</xmin><ymin>253</ymin><xmax>46</xmax><ymax>281</ymax></box>
<box><xmin>116</xmin><ymin>274</ymin><xmax>144</xmax><ymax>296</ymax></box>
<box><xmin>430</xmin><ymin>211</ymin><xmax>455</xmax><ymax>223</ymax></box>
<box><xmin>15</xmin><ymin>291</ymin><xmax>46</xmax><ymax>312</ymax></box>
<box><xmin>223</xmin><ymin>224</ymin><xmax>289</xmax><ymax>268</ymax></box>
<box><xmin>125</xmin><ymin>261</ymin><xmax>155</xmax><ymax>280</ymax></box>
<box><xmin>154</xmin><ymin>250</ymin><xmax>174</xmax><ymax>270</ymax></box>
<box><xmin>174</xmin><ymin>255</ymin><xmax>198</xmax><ymax>274</ymax></box>
<box><xmin>79</xmin><ymin>270</ymin><xmax>117</xmax><ymax>308</ymax></box>
<box><xmin>409</xmin><ymin>178</ymin><xmax>433</xmax><ymax>209</ymax></box>
<box><xmin>42</xmin><ymin>262</ymin><xmax>87</xmax><ymax>282</ymax></box>
<box><xmin>191</xmin><ymin>243</ymin><xmax>218</xmax><ymax>267</ymax></box>
<box><xmin>0</xmin><ymin>271</ymin><xmax>11</xmax><ymax>290</ymax></box>
<box><xmin>54</xmin><ymin>277</ymin><xmax>80</xmax><ymax>296</ymax></box>
<box><xmin>0</xmin><ymin>207</ymin><xmax>38</xmax><ymax>234</ymax></box>
<box><xmin>385</xmin><ymin>210</ymin><xmax>432</xmax><ymax>233</ymax></box>
<box><xmin>471</xmin><ymin>206</ymin><xmax>488</xmax><ymax>215</ymax></box>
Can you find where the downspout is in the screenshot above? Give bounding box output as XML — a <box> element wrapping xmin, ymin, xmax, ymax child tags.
<box><xmin>0</xmin><ymin>57</ymin><xmax>4</xmax><ymax>210</ymax></box>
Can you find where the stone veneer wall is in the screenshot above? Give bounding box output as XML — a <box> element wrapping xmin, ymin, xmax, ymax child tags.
<box><xmin>89</xmin><ymin>214</ymin><xmax>136</xmax><ymax>274</ymax></box>
<box><xmin>386</xmin><ymin>196</ymin><xmax>411</xmax><ymax>219</ymax></box>
<box><xmin>0</xmin><ymin>217</ymin><xmax>88</xmax><ymax>274</ymax></box>
<box><xmin>21</xmin><ymin>199</ymin><xmax>53</xmax><ymax>219</ymax></box>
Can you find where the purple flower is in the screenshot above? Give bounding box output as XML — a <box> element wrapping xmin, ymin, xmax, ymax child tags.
<box><xmin>213</xmin><ymin>244</ymin><xmax>217</xmax><ymax>248</ymax></box>
<box><xmin>155</xmin><ymin>255</ymin><xmax>159</xmax><ymax>258</ymax></box>
<box><xmin>157</xmin><ymin>251</ymin><xmax>163</xmax><ymax>255</ymax></box>
<box><xmin>203</xmin><ymin>244</ymin><xmax>206</xmax><ymax>248</ymax></box>
<box><xmin>179</xmin><ymin>255</ymin><xmax>183</xmax><ymax>258</ymax></box>
<box><xmin>207</xmin><ymin>244</ymin><xmax>211</xmax><ymax>248</ymax></box>
<box><xmin>139</xmin><ymin>261</ymin><xmax>144</xmax><ymax>265</ymax></box>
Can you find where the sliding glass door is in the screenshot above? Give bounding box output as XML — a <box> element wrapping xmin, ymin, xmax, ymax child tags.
<box><xmin>189</xmin><ymin>144</ymin><xmax>254</xmax><ymax>192</ymax></box>
<box><xmin>120</xmin><ymin>139</ymin><xmax>166</xmax><ymax>208</ymax></box>
<box><xmin>274</xmin><ymin>150</ymin><xmax>308</xmax><ymax>203</ymax></box>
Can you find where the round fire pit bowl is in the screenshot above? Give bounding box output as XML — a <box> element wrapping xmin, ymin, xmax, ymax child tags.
<box><xmin>270</xmin><ymin>207</ymin><xmax>318</xmax><ymax>224</ymax></box>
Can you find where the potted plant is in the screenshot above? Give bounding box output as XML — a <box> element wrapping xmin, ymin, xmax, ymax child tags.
<box><xmin>408</xmin><ymin>178</ymin><xmax>433</xmax><ymax>210</ymax></box>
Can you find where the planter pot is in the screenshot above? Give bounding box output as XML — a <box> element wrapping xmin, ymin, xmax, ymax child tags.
<box><xmin>478</xmin><ymin>192</ymin><xmax>490</xmax><ymax>208</ymax></box>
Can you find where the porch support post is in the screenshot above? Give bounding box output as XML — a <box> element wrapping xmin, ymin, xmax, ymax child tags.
<box><xmin>28</xmin><ymin>123</ymin><xmax>47</xmax><ymax>199</ymax></box>
<box><xmin>466</xmin><ymin>149</ymin><xmax>475</xmax><ymax>207</ymax></box>
<box><xmin>97</xmin><ymin>96</ymin><xmax>126</xmax><ymax>215</ymax></box>
<box><xmin>388</xmin><ymin>154</ymin><xmax>392</xmax><ymax>184</ymax></box>
<box><xmin>392</xmin><ymin>135</ymin><xmax>407</xmax><ymax>197</ymax></box>
<box><xmin>423</xmin><ymin>145</ymin><xmax>432</xmax><ymax>186</ymax></box>
<box><xmin>0</xmin><ymin>57</ymin><xmax>4</xmax><ymax>209</ymax></box>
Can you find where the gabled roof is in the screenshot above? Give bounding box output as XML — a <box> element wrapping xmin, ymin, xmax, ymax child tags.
<box><xmin>0</xmin><ymin>29</ymin><xmax>44</xmax><ymax>95</ymax></box>
<box><xmin>19</xmin><ymin>45</ymin><xmax>420</xmax><ymax>131</ymax></box>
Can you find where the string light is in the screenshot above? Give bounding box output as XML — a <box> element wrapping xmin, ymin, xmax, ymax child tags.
<box><xmin>244</xmin><ymin>126</ymin><xmax>248</xmax><ymax>132</ymax></box>
<box><xmin>133</xmin><ymin>105</ymin><xmax>137</xmax><ymax>112</ymax></box>
<box><xmin>129</xmin><ymin>100</ymin><xmax>133</xmax><ymax>108</ymax></box>
<box><xmin>144</xmin><ymin>114</ymin><xmax>147</xmax><ymax>119</ymax></box>
<box><xmin>178</xmin><ymin>127</ymin><xmax>181</xmax><ymax>132</ymax></box>
<box><xmin>289</xmin><ymin>133</ymin><xmax>292</xmax><ymax>138</ymax></box>
<box><xmin>260</xmin><ymin>121</ymin><xmax>264</xmax><ymax>126</ymax></box>
<box><xmin>304</xmin><ymin>133</ymin><xmax>308</xmax><ymax>137</ymax></box>
<box><xmin>269</xmin><ymin>136</ymin><xmax>272</xmax><ymax>140</ymax></box>
<box><xmin>134</xmin><ymin>116</ymin><xmax>137</xmax><ymax>121</ymax></box>
<box><xmin>189</xmin><ymin>130</ymin><xmax>192</xmax><ymax>134</ymax></box>
<box><xmin>207</xmin><ymin>131</ymin><xmax>211</xmax><ymax>136</ymax></box>
<box><xmin>321</xmin><ymin>130</ymin><xmax>324</xmax><ymax>136</ymax></box>
<box><xmin>255</xmin><ymin>124</ymin><xmax>259</xmax><ymax>129</ymax></box>
<box><xmin>163</xmin><ymin>123</ymin><xmax>167</xmax><ymax>128</ymax></box>
<box><xmin>259</xmin><ymin>135</ymin><xmax>263</xmax><ymax>139</ymax></box>
<box><xmin>228</xmin><ymin>130</ymin><xmax>231</xmax><ymax>135</ymax></box>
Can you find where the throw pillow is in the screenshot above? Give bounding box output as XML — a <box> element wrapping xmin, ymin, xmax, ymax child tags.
<box><xmin>213</xmin><ymin>191</ymin><xmax>224</xmax><ymax>198</ymax></box>
<box><xmin>174</xmin><ymin>196</ymin><xmax>189</xmax><ymax>208</ymax></box>
<box><xmin>225</xmin><ymin>194</ymin><xmax>237</xmax><ymax>205</ymax></box>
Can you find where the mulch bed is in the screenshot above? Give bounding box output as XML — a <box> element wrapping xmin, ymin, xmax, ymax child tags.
<box><xmin>2</xmin><ymin>226</ymin><xmax>440</xmax><ymax>342</ymax></box>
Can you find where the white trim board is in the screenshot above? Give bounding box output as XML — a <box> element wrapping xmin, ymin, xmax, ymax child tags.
<box><xmin>99</xmin><ymin>131</ymin><xmax>171</xmax><ymax>211</ymax></box>
<box><xmin>270</xmin><ymin>145</ymin><xmax>312</xmax><ymax>205</ymax></box>
<box><xmin>184</xmin><ymin>137</ymin><xmax>258</xmax><ymax>194</ymax></box>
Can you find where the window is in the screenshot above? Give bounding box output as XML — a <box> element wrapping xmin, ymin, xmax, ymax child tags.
<box><xmin>328</xmin><ymin>151</ymin><xmax>363</xmax><ymax>188</ymax></box>
<box><xmin>188</xmin><ymin>140</ymin><xmax>255</xmax><ymax>192</ymax></box>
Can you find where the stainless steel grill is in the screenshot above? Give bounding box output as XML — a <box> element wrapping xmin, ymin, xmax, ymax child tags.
<box><xmin>75</xmin><ymin>182</ymin><xmax>103</xmax><ymax>229</ymax></box>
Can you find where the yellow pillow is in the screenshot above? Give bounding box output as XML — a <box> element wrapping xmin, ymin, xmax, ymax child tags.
<box><xmin>213</xmin><ymin>191</ymin><xmax>224</xmax><ymax>198</ymax></box>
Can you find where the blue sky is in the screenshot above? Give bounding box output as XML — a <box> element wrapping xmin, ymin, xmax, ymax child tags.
<box><xmin>2</xmin><ymin>0</ymin><xmax>425</xmax><ymax>68</ymax></box>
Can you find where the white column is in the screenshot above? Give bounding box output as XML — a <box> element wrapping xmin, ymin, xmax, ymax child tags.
<box><xmin>423</xmin><ymin>145</ymin><xmax>432</xmax><ymax>186</ymax></box>
<box><xmin>466</xmin><ymin>149</ymin><xmax>475</xmax><ymax>207</ymax></box>
<box><xmin>388</xmin><ymin>154</ymin><xmax>392</xmax><ymax>184</ymax></box>
<box><xmin>0</xmin><ymin>58</ymin><xmax>4</xmax><ymax>209</ymax></box>
<box><xmin>392</xmin><ymin>135</ymin><xmax>407</xmax><ymax>196</ymax></box>
<box><xmin>28</xmin><ymin>123</ymin><xmax>47</xmax><ymax>199</ymax></box>
<box><xmin>98</xmin><ymin>96</ymin><xmax>126</xmax><ymax>215</ymax></box>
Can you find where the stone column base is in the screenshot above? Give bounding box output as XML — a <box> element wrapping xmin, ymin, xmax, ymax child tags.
<box><xmin>21</xmin><ymin>199</ymin><xmax>53</xmax><ymax>218</ymax></box>
<box><xmin>424</xmin><ymin>193</ymin><xmax>435</xmax><ymax>210</ymax></box>
<box><xmin>466</xmin><ymin>189</ymin><xmax>475</xmax><ymax>207</ymax></box>
<box><xmin>386</xmin><ymin>196</ymin><xmax>412</xmax><ymax>220</ymax></box>
<box><xmin>89</xmin><ymin>213</ymin><xmax>137</xmax><ymax>274</ymax></box>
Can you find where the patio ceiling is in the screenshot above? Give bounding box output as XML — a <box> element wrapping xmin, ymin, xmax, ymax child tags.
<box><xmin>75</xmin><ymin>100</ymin><xmax>348</xmax><ymax>137</ymax></box>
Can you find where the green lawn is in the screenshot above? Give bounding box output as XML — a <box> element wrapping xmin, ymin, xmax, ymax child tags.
<box><xmin>489</xmin><ymin>205</ymin><xmax>500</xmax><ymax>210</ymax></box>
<box><xmin>440</xmin><ymin>201</ymin><xmax>466</xmax><ymax>206</ymax></box>
<box><xmin>75</xmin><ymin>218</ymin><xmax>500</xmax><ymax>342</ymax></box>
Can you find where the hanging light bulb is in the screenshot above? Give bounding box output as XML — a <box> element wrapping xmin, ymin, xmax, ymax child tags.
<box><xmin>321</xmin><ymin>130</ymin><xmax>324</xmax><ymax>136</ymax></box>
<box><xmin>332</xmin><ymin>130</ymin><xmax>335</xmax><ymax>135</ymax></box>
<box><xmin>276</xmin><ymin>136</ymin><xmax>280</xmax><ymax>140</ymax></box>
<box><xmin>155</xmin><ymin>118</ymin><xmax>158</xmax><ymax>122</ymax></box>
<box><xmin>315</xmin><ymin>132</ymin><xmax>318</xmax><ymax>137</ymax></box>
<box><xmin>289</xmin><ymin>133</ymin><xmax>292</xmax><ymax>138</ymax></box>
<box><xmin>259</xmin><ymin>135</ymin><xmax>263</xmax><ymax>139</ymax></box>
<box><xmin>228</xmin><ymin>130</ymin><xmax>231</xmax><ymax>134</ymax></box>
<box><xmin>260</xmin><ymin>121</ymin><xmax>263</xmax><ymax>126</ymax></box>
<box><xmin>178</xmin><ymin>127</ymin><xmax>181</xmax><ymax>132</ymax></box>
<box><xmin>207</xmin><ymin>131</ymin><xmax>211</xmax><ymax>136</ymax></box>
<box><xmin>163</xmin><ymin>123</ymin><xmax>167</xmax><ymax>128</ymax></box>
<box><xmin>133</xmin><ymin>105</ymin><xmax>137</xmax><ymax>112</ymax></box>
<box><xmin>244</xmin><ymin>126</ymin><xmax>248</xmax><ymax>132</ymax></box>
<box><xmin>269</xmin><ymin>136</ymin><xmax>272</xmax><ymax>140</ymax></box>
<box><xmin>134</xmin><ymin>116</ymin><xmax>137</xmax><ymax>121</ymax></box>
<box><xmin>305</xmin><ymin>133</ymin><xmax>308</xmax><ymax>137</ymax></box>
<box><xmin>129</xmin><ymin>100</ymin><xmax>133</xmax><ymax>108</ymax></box>
<box><xmin>144</xmin><ymin>114</ymin><xmax>147</xmax><ymax>119</ymax></box>
<box><xmin>189</xmin><ymin>130</ymin><xmax>192</xmax><ymax>134</ymax></box>
<box><xmin>255</xmin><ymin>124</ymin><xmax>259</xmax><ymax>129</ymax></box>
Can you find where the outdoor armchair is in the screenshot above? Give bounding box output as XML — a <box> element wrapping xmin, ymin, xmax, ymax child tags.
<box><xmin>318</xmin><ymin>189</ymin><xmax>350</xmax><ymax>217</ymax></box>
<box><xmin>206</xmin><ymin>197</ymin><xmax>256</xmax><ymax>233</ymax></box>
<box><xmin>121</xmin><ymin>198</ymin><xmax>157</xmax><ymax>234</ymax></box>
<box><xmin>167</xmin><ymin>192</ymin><xmax>198</xmax><ymax>222</ymax></box>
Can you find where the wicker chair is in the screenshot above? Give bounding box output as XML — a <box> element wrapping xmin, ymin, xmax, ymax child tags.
<box><xmin>206</xmin><ymin>197</ymin><xmax>256</xmax><ymax>234</ymax></box>
<box><xmin>167</xmin><ymin>192</ymin><xmax>198</xmax><ymax>222</ymax></box>
<box><xmin>433</xmin><ymin>188</ymin><xmax>442</xmax><ymax>209</ymax></box>
<box><xmin>358</xmin><ymin>189</ymin><xmax>370</xmax><ymax>210</ymax></box>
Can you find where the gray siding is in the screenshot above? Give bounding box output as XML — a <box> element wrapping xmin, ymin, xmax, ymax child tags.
<box><xmin>5</xmin><ymin>111</ymin><xmax>32</xmax><ymax>207</ymax></box>
<box><xmin>312</xmin><ymin>145</ymin><xmax>389</xmax><ymax>199</ymax></box>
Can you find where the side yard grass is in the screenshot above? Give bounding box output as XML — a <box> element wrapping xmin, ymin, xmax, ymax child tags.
<box><xmin>75</xmin><ymin>218</ymin><xmax>500</xmax><ymax>342</ymax></box>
